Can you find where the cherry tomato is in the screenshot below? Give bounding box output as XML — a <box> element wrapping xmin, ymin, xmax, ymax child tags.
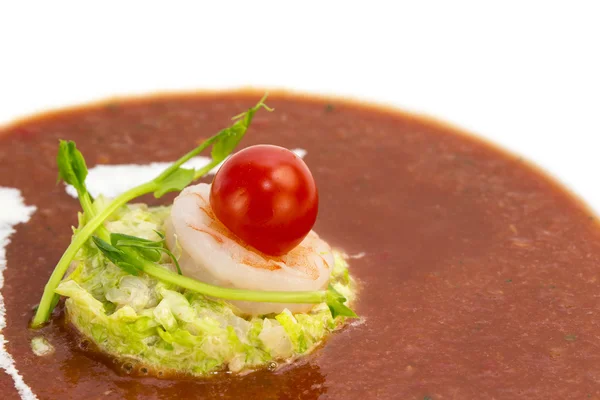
<box><xmin>210</xmin><ymin>145</ymin><xmax>318</xmax><ymax>256</ymax></box>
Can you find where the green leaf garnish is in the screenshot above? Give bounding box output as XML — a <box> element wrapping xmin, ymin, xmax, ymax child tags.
<box><xmin>110</xmin><ymin>233</ymin><xmax>182</xmax><ymax>275</ymax></box>
<box><xmin>152</xmin><ymin>167</ymin><xmax>195</xmax><ymax>198</ymax></box>
<box><xmin>110</xmin><ymin>232</ymin><xmax>161</xmax><ymax>247</ymax></box>
<box><xmin>57</xmin><ymin>140</ymin><xmax>88</xmax><ymax>191</ymax></box>
<box><xmin>210</xmin><ymin>94</ymin><xmax>273</xmax><ymax>164</ymax></box>
<box><xmin>56</xmin><ymin>140</ymin><xmax>96</xmax><ymax>224</ymax></box>
<box><xmin>92</xmin><ymin>236</ymin><xmax>139</xmax><ymax>276</ymax></box>
<box><xmin>110</xmin><ymin>233</ymin><xmax>162</xmax><ymax>262</ymax></box>
<box><xmin>326</xmin><ymin>285</ymin><xmax>358</xmax><ymax>318</ymax></box>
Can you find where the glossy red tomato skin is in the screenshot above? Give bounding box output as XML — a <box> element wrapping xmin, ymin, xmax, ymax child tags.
<box><xmin>209</xmin><ymin>145</ymin><xmax>318</xmax><ymax>256</ymax></box>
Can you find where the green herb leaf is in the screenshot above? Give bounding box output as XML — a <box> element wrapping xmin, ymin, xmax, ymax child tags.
<box><xmin>110</xmin><ymin>232</ymin><xmax>182</xmax><ymax>274</ymax></box>
<box><xmin>92</xmin><ymin>236</ymin><xmax>140</xmax><ymax>276</ymax></box>
<box><xmin>210</xmin><ymin>94</ymin><xmax>272</xmax><ymax>164</ymax></box>
<box><xmin>56</xmin><ymin>140</ymin><xmax>88</xmax><ymax>191</ymax></box>
<box><xmin>326</xmin><ymin>285</ymin><xmax>358</xmax><ymax>318</ymax></box>
<box><xmin>153</xmin><ymin>167</ymin><xmax>195</xmax><ymax>198</ymax></box>
<box><xmin>110</xmin><ymin>232</ymin><xmax>162</xmax><ymax>247</ymax></box>
<box><xmin>114</xmin><ymin>239</ymin><xmax>162</xmax><ymax>263</ymax></box>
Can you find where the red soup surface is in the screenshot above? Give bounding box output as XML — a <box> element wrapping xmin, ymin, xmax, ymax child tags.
<box><xmin>0</xmin><ymin>91</ymin><xmax>599</xmax><ymax>400</ymax></box>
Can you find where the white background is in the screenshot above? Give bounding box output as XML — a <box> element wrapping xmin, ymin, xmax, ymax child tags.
<box><xmin>1</xmin><ymin>1</ymin><xmax>599</xmax><ymax>209</ymax></box>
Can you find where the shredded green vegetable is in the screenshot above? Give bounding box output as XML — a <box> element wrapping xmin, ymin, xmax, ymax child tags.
<box><xmin>57</xmin><ymin>201</ymin><xmax>357</xmax><ymax>375</ymax></box>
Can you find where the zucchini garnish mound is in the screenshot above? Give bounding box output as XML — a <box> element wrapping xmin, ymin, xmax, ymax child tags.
<box><xmin>57</xmin><ymin>200</ymin><xmax>357</xmax><ymax>376</ymax></box>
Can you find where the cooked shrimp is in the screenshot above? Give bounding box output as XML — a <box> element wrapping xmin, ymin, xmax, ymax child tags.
<box><xmin>165</xmin><ymin>183</ymin><xmax>334</xmax><ymax>315</ymax></box>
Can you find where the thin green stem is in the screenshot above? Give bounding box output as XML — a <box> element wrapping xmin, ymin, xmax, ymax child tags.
<box><xmin>193</xmin><ymin>159</ymin><xmax>221</xmax><ymax>180</ymax></box>
<box><xmin>142</xmin><ymin>261</ymin><xmax>326</xmax><ymax>304</ymax></box>
<box><xmin>156</xmin><ymin>94</ymin><xmax>269</xmax><ymax>183</ymax></box>
<box><xmin>77</xmin><ymin>190</ymin><xmax>95</xmax><ymax>224</ymax></box>
<box><xmin>77</xmin><ymin>190</ymin><xmax>110</xmax><ymax>240</ymax></box>
<box><xmin>155</xmin><ymin>139</ymin><xmax>214</xmax><ymax>183</ymax></box>
<box><xmin>31</xmin><ymin>181</ymin><xmax>157</xmax><ymax>327</ymax></box>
